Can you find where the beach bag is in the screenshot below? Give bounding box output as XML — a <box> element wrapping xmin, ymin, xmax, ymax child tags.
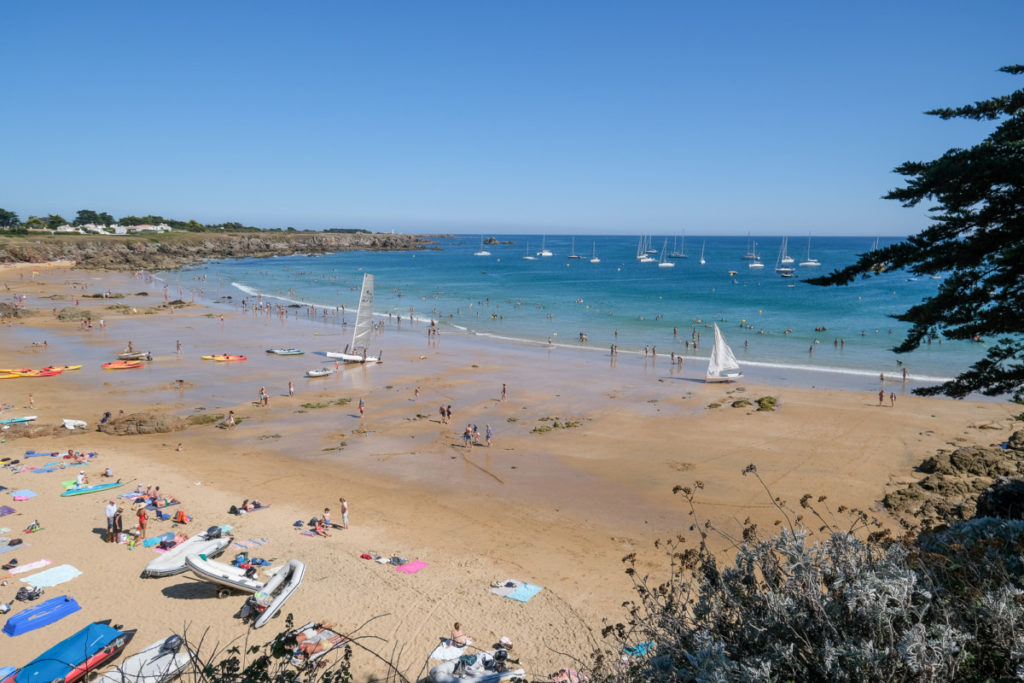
<box><xmin>158</xmin><ymin>539</ymin><xmax>176</xmax><ymax>550</ymax></box>
<box><xmin>308</xmin><ymin>517</ymin><xmax>318</xmax><ymax>527</ymax></box>
<box><xmin>174</xmin><ymin>510</ymin><xmax>191</xmax><ymax>524</ymax></box>
<box><xmin>234</xmin><ymin>552</ymin><xmax>249</xmax><ymax>567</ymax></box>
<box><xmin>228</xmin><ymin>505</ymin><xmax>238</xmax><ymax>515</ymax></box>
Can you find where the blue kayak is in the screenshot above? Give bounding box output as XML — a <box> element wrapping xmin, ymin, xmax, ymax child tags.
<box><xmin>266</xmin><ymin>348</ymin><xmax>304</xmax><ymax>355</ymax></box>
<box><xmin>60</xmin><ymin>481</ymin><xmax>124</xmax><ymax>497</ymax></box>
<box><xmin>8</xmin><ymin>621</ymin><xmax>136</xmax><ymax>683</ymax></box>
<box><xmin>2</xmin><ymin>596</ymin><xmax>81</xmax><ymax>637</ymax></box>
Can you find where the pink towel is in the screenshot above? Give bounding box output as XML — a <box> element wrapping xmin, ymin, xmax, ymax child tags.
<box><xmin>9</xmin><ymin>558</ymin><xmax>52</xmax><ymax>575</ymax></box>
<box><xmin>395</xmin><ymin>561</ymin><xmax>428</xmax><ymax>574</ymax></box>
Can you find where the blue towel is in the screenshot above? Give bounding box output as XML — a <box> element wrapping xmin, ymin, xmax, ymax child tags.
<box><xmin>623</xmin><ymin>641</ymin><xmax>654</xmax><ymax>657</ymax></box>
<box><xmin>21</xmin><ymin>564</ymin><xmax>82</xmax><ymax>588</ymax></box>
<box><xmin>9</xmin><ymin>490</ymin><xmax>36</xmax><ymax>499</ymax></box>
<box><xmin>506</xmin><ymin>582</ymin><xmax>543</xmax><ymax>602</ymax></box>
<box><xmin>0</xmin><ymin>542</ymin><xmax>27</xmax><ymax>555</ymax></box>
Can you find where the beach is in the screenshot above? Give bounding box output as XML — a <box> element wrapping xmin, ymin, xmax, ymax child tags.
<box><xmin>0</xmin><ymin>262</ymin><xmax>1018</xmax><ymax>681</ymax></box>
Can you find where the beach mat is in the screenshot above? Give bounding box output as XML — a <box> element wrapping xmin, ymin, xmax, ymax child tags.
<box><xmin>0</xmin><ymin>505</ymin><xmax>14</xmax><ymax>517</ymax></box>
<box><xmin>0</xmin><ymin>541</ymin><xmax>26</xmax><ymax>555</ymax></box>
<box><xmin>146</xmin><ymin>501</ymin><xmax>180</xmax><ymax>512</ymax></box>
<box><xmin>8</xmin><ymin>558</ymin><xmax>52</xmax><ymax>575</ymax></box>
<box><xmin>490</xmin><ymin>578</ymin><xmax>544</xmax><ymax>602</ymax></box>
<box><xmin>299</xmin><ymin>530</ymin><xmax>319</xmax><ymax>537</ymax></box>
<box><xmin>142</xmin><ymin>532</ymin><xmax>175</xmax><ymax>548</ymax></box>
<box><xmin>395</xmin><ymin>560</ymin><xmax>428</xmax><ymax>574</ymax></box>
<box><xmin>20</xmin><ymin>564</ymin><xmax>81</xmax><ymax>588</ymax></box>
<box><xmin>9</xmin><ymin>490</ymin><xmax>36</xmax><ymax>500</ymax></box>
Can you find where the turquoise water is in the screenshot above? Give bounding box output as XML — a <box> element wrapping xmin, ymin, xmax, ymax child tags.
<box><xmin>158</xmin><ymin>235</ymin><xmax>982</xmax><ymax>384</ymax></box>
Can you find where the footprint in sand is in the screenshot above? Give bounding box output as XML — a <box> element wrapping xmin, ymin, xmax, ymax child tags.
<box><xmin>670</xmin><ymin>461</ymin><xmax>695</xmax><ymax>472</ymax></box>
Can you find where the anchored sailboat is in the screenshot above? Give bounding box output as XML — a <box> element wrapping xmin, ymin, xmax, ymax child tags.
<box><xmin>658</xmin><ymin>239</ymin><xmax>675</xmax><ymax>268</ymax></box>
<box><xmin>568</xmin><ymin>236</ymin><xmax>582</xmax><ymax>259</ymax></box>
<box><xmin>798</xmin><ymin>236</ymin><xmax>820</xmax><ymax>267</ymax></box>
<box><xmin>589</xmin><ymin>242</ymin><xmax>600</xmax><ymax>263</ymax></box>
<box><xmin>473</xmin><ymin>235</ymin><xmax>491</xmax><ymax>257</ymax></box>
<box><xmin>705</xmin><ymin>323</ymin><xmax>742</xmax><ymax>383</ymax></box>
<box><xmin>325</xmin><ymin>273</ymin><xmax>381</xmax><ymax>364</ymax></box>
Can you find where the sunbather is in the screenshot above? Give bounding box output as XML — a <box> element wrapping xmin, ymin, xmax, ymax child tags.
<box><xmin>295</xmin><ymin>623</ymin><xmax>348</xmax><ymax>659</ymax></box>
<box><xmin>450</xmin><ymin>622</ymin><xmax>472</xmax><ymax>648</ymax></box>
<box><xmin>314</xmin><ymin>518</ymin><xmax>330</xmax><ymax>537</ymax></box>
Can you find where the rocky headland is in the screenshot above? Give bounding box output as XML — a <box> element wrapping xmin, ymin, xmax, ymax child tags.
<box><xmin>0</xmin><ymin>231</ymin><xmax>428</xmax><ymax>270</ymax></box>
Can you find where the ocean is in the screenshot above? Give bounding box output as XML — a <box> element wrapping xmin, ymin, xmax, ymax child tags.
<box><xmin>157</xmin><ymin>235</ymin><xmax>984</xmax><ymax>387</ymax></box>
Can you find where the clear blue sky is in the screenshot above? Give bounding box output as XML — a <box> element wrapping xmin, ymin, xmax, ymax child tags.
<box><xmin>1</xmin><ymin>1</ymin><xmax>1020</xmax><ymax>235</ymax></box>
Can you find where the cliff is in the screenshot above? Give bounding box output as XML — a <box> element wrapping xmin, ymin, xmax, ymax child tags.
<box><xmin>0</xmin><ymin>231</ymin><xmax>427</xmax><ymax>271</ymax></box>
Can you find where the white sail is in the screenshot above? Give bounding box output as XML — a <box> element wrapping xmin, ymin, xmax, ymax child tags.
<box><xmin>325</xmin><ymin>273</ymin><xmax>380</xmax><ymax>363</ymax></box>
<box><xmin>706</xmin><ymin>323</ymin><xmax>742</xmax><ymax>382</ymax></box>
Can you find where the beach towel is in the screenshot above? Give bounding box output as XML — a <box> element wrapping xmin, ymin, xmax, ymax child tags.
<box><xmin>20</xmin><ymin>564</ymin><xmax>82</xmax><ymax>588</ymax></box>
<box><xmin>0</xmin><ymin>542</ymin><xmax>26</xmax><ymax>555</ymax></box>
<box><xmin>152</xmin><ymin>534</ymin><xmax>188</xmax><ymax>553</ymax></box>
<box><xmin>395</xmin><ymin>560</ymin><xmax>428</xmax><ymax>574</ymax></box>
<box><xmin>299</xmin><ymin>530</ymin><xmax>319</xmax><ymax>537</ymax></box>
<box><xmin>143</xmin><ymin>532</ymin><xmax>175</xmax><ymax>548</ymax></box>
<box><xmin>146</xmin><ymin>501</ymin><xmax>180</xmax><ymax>512</ymax></box>
<box><xmin>623</xmin><ymin>641</ymin><xmax>654</xmax><ymax>657</ymax></box>
<box><xmin>8</xmin><ymin>559</ymin><xmax>52</xmax><ymax>575</ymax></box>
<box><xmin>490</xmin><ymin>578</ymin><xmax>544</xmax><ymax>602</ymax></box>
<box><xmin>429</xmin><ymin>640</ymin><xmax>467</xmax><ymax>661</ymax></box>
<box><xmin>9</xmin><ymin>490</ymin><xmax>36</xmax><ymax>500</ymax></box>
<box><xmin>0</xmin><ymin>506</ymin><xmax>14</xmax><ymax>517</ymax></box>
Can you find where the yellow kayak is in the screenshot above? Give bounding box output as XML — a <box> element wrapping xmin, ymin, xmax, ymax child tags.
<box><xmin>43</xmin><ymin>365</ymin><xmax>82</xmax><ymax>372</ymax></box>
<box><xmin>0</xmin><ymin>373</ymin><xmax>22</xmax><ymax>379</ymax></box>
<box><xmin>201</xmin><ymin>354</ymin><xmax>248</xmax><ymax>362</ymax></box>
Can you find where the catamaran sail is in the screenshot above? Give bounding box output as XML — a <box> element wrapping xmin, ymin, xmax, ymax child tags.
<box><xmin>325</xmin><ymin>273</ymin><xmax>380</xmax><ymax>363</ymax></box>
<box><xmin>706</xmin><ymin>323</ymin><xmax>742</xmax><ymax>382</ymax></box>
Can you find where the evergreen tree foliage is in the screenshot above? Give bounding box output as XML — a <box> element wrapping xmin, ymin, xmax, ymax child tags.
<box><xmin>808</xmin><ymin>66</ymin><xmax>1024</xmax><ymax>401</ymax></box>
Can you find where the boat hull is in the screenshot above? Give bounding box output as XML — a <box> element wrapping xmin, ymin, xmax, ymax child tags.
<box><xmin>185</xmin><ymin>554</ymin><xmax>264</xmax><ymax>594</ymax></box>
<box><xmin>2</xmin><ymin>596</ymin><xmax>81</xmax><ymax>637</ymax></box>
<box><xmin>250</xmin><ymin>559</ymin><xmax>304</xmax><ymax>628</ymax></box>
<box><xmin>324</xmin><ymin>352</ymin><xmax>380</xmax><ymax>364</ymax></box>
<box><xmin>96</xmin><ymin>635</ymin><xmax>190</xmax><ymax>683</ymax></box>
<box><xmin>142</xmin><ymin>533</ymin><xmax>232</xmax><ymax>578</ymax></box>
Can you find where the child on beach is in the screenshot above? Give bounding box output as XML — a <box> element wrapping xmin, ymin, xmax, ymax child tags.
<box><xmin>339</xmin><ymin>497</ymin><xmax>348</xmax><ymax>529</ymax></box>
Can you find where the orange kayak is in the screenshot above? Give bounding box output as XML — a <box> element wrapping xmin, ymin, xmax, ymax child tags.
<box><xmin>102</xmin><ymin>361</ymin><xmax>144</xmax><ymax>370</ymax></box>
<box><xmin>16</xmin><ymin>369</ymin><xmax>64</xmax><ymax>377</ymax></box>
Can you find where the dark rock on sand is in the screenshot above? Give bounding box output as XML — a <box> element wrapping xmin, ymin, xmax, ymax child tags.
<box><xmin>97</xmin><ymin>412</ymin><xmax>186</xmax><ymax>435</ymax></box>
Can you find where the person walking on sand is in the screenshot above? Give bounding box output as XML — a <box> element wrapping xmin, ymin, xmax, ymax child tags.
<box><xmin>288</xmin><ymin>381</ymin><xmax>294</xmax><ymax>397</ymax></box>
<box><xmin>501</xmin><ymin>383</ymin><xmax>507</xmax><ymax>402</ymax></box>
<box><xmin>463</xmin><ymin>424</ymin><xmax>473</xmax><ymax>448</ymax></box>
<box><xmin>446</xmin><ymin>404</ymin><xmax>453</xmax><ymax>424</ymax></box>
<box><xmin>890</xmin><ymin>391</ymin><xmax>896</xmax><ymax>407</ymax></box>
<box><xmin>358</xmin><ymin>397</ymin><xmax>365</xmax><ymax>417</ymax></box>
<box><xmin>878</xmin><ymin>389</ymin><xmax>884</xmax><ymax>406</ymax></box>
<box><xmin>227</xmin><ymin>410</ymin><xmax>236</xmax><ymax>427</ymax></box>
<box><xmin>439</xmin><ymin>404</ymin><xmax>447</xmax><ymax>424</ymax></box>
<box><xmin>485</xmin><ymin>423</ymin><xmax>492</xmax><ymax>448</ymax></box>
<box><xmin>105</xmin><ymin>498</ymin><xmax>117</xmax><ymax>543</ymax></box>
<box><xmin>339</xmin><ymin>497</ymin><xmax>349</xmax><ymax>529</ymax></box>
<box><xmin>176</xmin><ymin>339</ymin><xmax>182</xmax><ymax>355</ymax></box>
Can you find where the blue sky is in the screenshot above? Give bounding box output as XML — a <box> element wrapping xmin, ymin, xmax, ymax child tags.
<box><xmin>1</xmin><ymin>1</ymin><xmax>1020</xmax><ymax>235</ymax></box>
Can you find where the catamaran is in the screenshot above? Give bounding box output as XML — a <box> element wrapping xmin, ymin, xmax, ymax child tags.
<box><xmin>705</xmin><ymin>323</ymin><xmax>743</xmax><ymax>383</ymax></box>
<box><xmin>325</xmin><ymin>273</ymin><xmax>381</xmax><ymax>364</ymax></box>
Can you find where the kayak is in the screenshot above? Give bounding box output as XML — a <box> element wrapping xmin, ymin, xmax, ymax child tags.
<box><xmin>0</xmin><ymin>368</ymin><xmax>31</xmax><ymax>373</ymax></box>
<box><xmin>3</xmin><ymin>621</ymin><xmax>137</xmax><ymax>683</ymax></box>
<box><xmin>15</xmin><ymin>369</ymin><xmax>63</xmax><ymax>377</ymax></box>
<box><xmin>1</xmin><ymin>596</ymin><xmax>82</xmax><ymax>637</ymax></box>
<box><xmin>201</xmin><ymin>355</ymin><xmax>248</xmax><ymax>362</ymax></box>
<box><xmin>266</xmin><ymin>348</ymin><xmax>303</xmax><ymax>355</ymax></box>
<box><xmin>0</xmin><ymin>416</ymin><xmax>37</xmax><ymax>425</ymax></box>
<box><xmin>61</xmin><ymin>481</ymin><xmax>125</xmax><ymax>497</ymax></box>
<box><xmin>102</xmin><ymin>361</ymin><xmax>144</xmax><ymax>370</ymax></box>
<box><xmin>44</xmin><ymin>365</ymin><xmax>82</xmax><ymax>372</ymax></box>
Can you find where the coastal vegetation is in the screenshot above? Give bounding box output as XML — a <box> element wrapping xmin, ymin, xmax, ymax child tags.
<box><xmin>810</xmin><ymin>65</ymin><xmax>1024</xmax><ymax>402</ymax></box>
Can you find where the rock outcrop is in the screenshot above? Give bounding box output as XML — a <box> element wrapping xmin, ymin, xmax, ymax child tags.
<box><xmin>97</xmin><ymin>412</ymin><xmax>186</xmax><ymax>435</ymax></box>
<box><xmin>884</xmin><ymin>431</ymin><xmax>1024</xmax><ymax>529</ymax></box>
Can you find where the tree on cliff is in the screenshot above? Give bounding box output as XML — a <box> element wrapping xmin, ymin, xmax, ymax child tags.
<box><xmin>808</xmin><ymin>65</ymin><xmax>1024</xmax><ymax>402</ymax></box>
<box><xmin>0</xmin><ymin>208</ymin><xmax>19</xmax><ymax>228</ymax></box>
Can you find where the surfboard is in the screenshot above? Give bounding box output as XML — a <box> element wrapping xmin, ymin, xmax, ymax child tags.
<box><xmin>60</xmin><ymin>481</ymin><xmax>124</xmax><ymax>497</ymax></box>
<box><xmin>0</xmin><ymin>416</ymin><xmax>37</xmax><ymax>425</ymax></box>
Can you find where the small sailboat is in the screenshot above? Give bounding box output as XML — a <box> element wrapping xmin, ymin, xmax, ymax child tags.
<box><xmin>567</xmin><ymin>237</ymin><xmax>581</xmax><ymax>259</ymax></box>
<box><xmin>658</xmin><ymin>239</ymin><xmax>675</xmax><ymax>268</ymax></box>
<box><xmin>741</xmin><ymin>232</ymin><xmax>758</xmax><ymax>260</ymax></box>
<box><xmin>589</xmin><ymin>242</ymin><xmax>600</xmax><ymax>264</ymax></box>
<box><xmin>537</xmin><ymin>235</ymin><xmax>552</xmax><ymax>257</ymax></box>
<box><xmin>473</xmin><ymin>235</ymin><xmax>491</xmax><ymax>257</ymax></box>
<box><xmin>780</xmin><ymin>236</ymin><xmax>794</xmax><ymax>265</ymax></box>
<box><xmin>668</xmin><ymin>234</ymin><xmax>687</xmax><ymax>259</ymax></box>
<box><xmin>699</xmin><ymin>241</ymin><xmax>706</xmax><ymax>265</ymax></box>
<box><xmin>523</xmin><ymin>242</ymin><xmax>536</xmax><ymax>260</ymax></box>
<box><xmin>748</xmin><ymin>241</ymin><xmax>764</xmax><ymax>269</ymax></box>
<box><xmin>798</xmin><ymin>236</ymin><xmax>820</xmax><ymax>267</ymax></box>
<box><xmin>775</xmin><ymin>238</ymin><xmax>795</xmax><ymax>277</ymax></box>
<box><xmin>705</xmin><ymin>323</ymin><xmax>743</xmax><ymax>383</ymax></box>
<box><xmin>324</xmin><ymin>273</ymin><xmax>381</xmax><ymax>364</ymax></box>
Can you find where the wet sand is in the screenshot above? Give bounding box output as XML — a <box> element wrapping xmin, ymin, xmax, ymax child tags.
<box><xmin>0</xmin><ymin>263</ymin><xmax>1017</xmax><ymax>680</ymax></box>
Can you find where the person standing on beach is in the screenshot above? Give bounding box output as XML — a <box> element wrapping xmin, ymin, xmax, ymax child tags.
<box><xmin>339</xmin><ymin>497</ymin><xmax>349</xmax><ymax>529</ymax></box>
<box><xmin>176</xmin><ymin>339</ymin><xmax>182</xmax><ymax>355</ymax></box>
<box><xmin>227</xmin><ymin>410</ymin><xmax>236</xmax><ymax>427</ymax></box>
<box><xmin>501</xmin><ymin>383</ymin><xmax>507</xmax><ymax>402</ymax></box>
<box><xmin>878</xmin><ymin>389</ymin><xmax>885</xmax><ymax>406</ymax></box>
<box><xmin>439</xmin><ymin>404</ymin><xmax>447</xmax><ymax>424</ymax></box>
<box><xmin>288</xmin><ymin>381</ymin><xmax>294</xmax><ymax>397</ymax></box>
<box><xmin>105</xmin><ymin>498</ymin><xmax>117</xmax><ymax>543</ymax></box>
<box><xmin>446</xmin><ymin>404</ymin><xmax>453</xmax><ymax>424</ymax></box>
<box><xmin>136</xmin><ymin>505</ymin><xmax>148</xmax><ymax>540</ymax></box>
<box><xmin>485</xmin><ymin>423</ymin><xmax>492</xmax><ymax>447</ymax></box>
<box><xmin>890</xmin><ymin>392</ymin><xmax>896</xmax><ymax>407</ymax></box>
<box><xmin>359</xmin><ymin>397</ymin><xmax>365</xmax><ymax>417</ymax></box>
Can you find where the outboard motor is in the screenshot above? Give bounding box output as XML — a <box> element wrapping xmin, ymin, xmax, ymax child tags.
<box><xmin>205</xmin><ymin>526</ymin><xmax>222</xmax><ymax>539</ymax></box>
<box><xmin>162</xmin><ymin>634</ymin><xmax>184</xmax><ymax>654</ymax></box>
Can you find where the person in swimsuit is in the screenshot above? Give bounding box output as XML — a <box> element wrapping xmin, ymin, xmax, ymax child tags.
<box><xmin>450</xmin><ymin>622</ymin><xmax>471</xmax><ymax>648</ymax></box>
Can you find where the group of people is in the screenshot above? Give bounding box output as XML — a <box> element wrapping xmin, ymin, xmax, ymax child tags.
<box><xmin>311</xmin><ymin>497</ymin><xmax>349</xmax><ymax>537</ymax></box>
<box><xmin>461</xmin><ymin>424</ymin><xmax>492</xmax><ymax>448</ymax></box>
